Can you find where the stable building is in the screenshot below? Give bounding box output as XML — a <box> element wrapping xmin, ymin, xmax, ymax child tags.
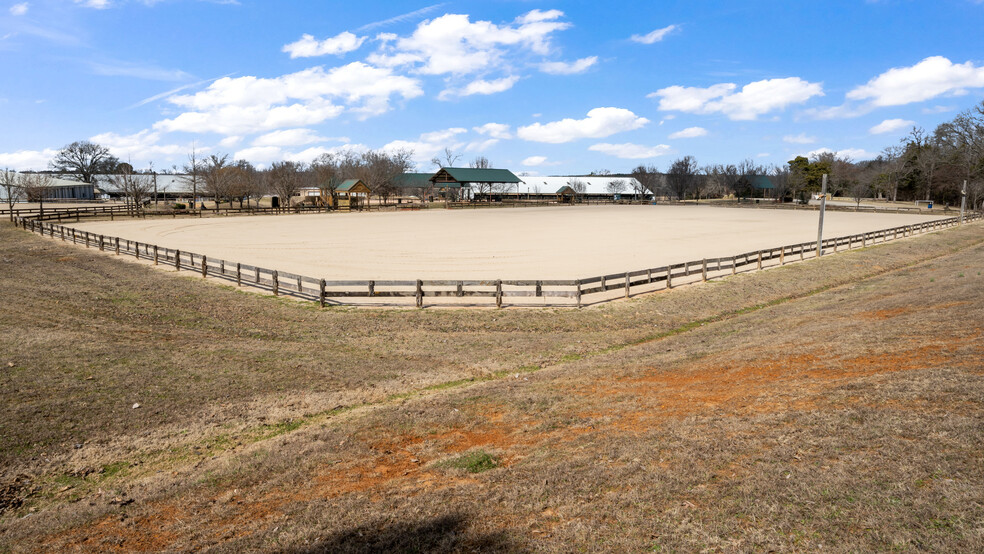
<box><xmin>430</xmin><ymin>167</ymin><xmax>522</xmax><ymax>200</ymax></box>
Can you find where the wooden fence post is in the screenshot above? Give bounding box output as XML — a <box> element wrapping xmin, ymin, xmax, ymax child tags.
<box><xmin>154</xmin><ymin>246</ymin><xmax>158</xmax><ymax>265</ymax></box>
<box><xmin>319</xmin><ymin>279</ymin><xmax>326</xmax><ymax>307</ymax></box>
<box><xmin>732</xmin><ymin>256</ymin><xmax>737</xmax><ymax>275</ymax></box>
<box><xmin>496</xmin><ymin>279</ymin><xmax>503</xmax><ymax>308</ymax></box>
<box><xmin>456</xmin><ymin>281</ymin><xmax>463</xmax><ymax>297</ymax></box>
<box><xmin>115</xmin><ymin>237</ymin><xmax>120</xmax><ymax>255</ymax></box>
<box><xmin>368</xmin><ymin>280</ymin><xmax>375</xmax><ymax>296</ymax></box>
<box><xmin>666</xmin><ymin>267</ymin><xmax>672</xmax><ymax>289</ymax></box>
<box><xmin>60</xmin><ymin>227</ymin><xmax>65</xmax><ymax>241</ymax></box>
<box><xmin>625</xmin><ymin>272</ymin><xmax>631</xmax><ymax>297</ymax></box>
<box><xmin>416</xmin><ymin>279</ymin><xmax>423</xmax><ymax>308</ymax></box>
<box><xmin>862</xmin><ymin>234</ymin><xmax>866</xmax><ymax>247</ymax></box>
<box><xmin>272</xmin><ymin>270</ymin><xmax>279</xmax><ymax>296</ymax></box>
<box><xmin>535</xmin><ymin>281</ymin><xmax>542</xmax><ymax>297</ymax></box>
<box><xmin>236</xmin><ymin>263</ymin><xmax>241</xmax><ymax>286</ymax></box>
<box><xmin>99</xmin><ymin>235</ymin><xmax>104</xmax><ymax>252</ymax></box>
<box><xmin>201</xmin><ymin>256</ymin><xmax>207</xmax><ymax>278</ymax></box>
<box><xmin>780</xmin><ymin>247</ymin><xmax>785</xmax><ymax>265</ymax></box>
<box><xmin>175</xmin><ymin>250</ymin><xmax>180</xmax><ymax>270</ymax></box>
<box><xmin>575</xmin><ymin>279</ymin><xmax>582</xmax><ymax>308</ymax></box>
<box><xmin>757</xmin><ymin>251</ymin><xmax>762</xmax><ymax>270</ymax></box>
<box><xmin>134</xmin><ymin>242</ymin><xmax>140</xmax><ymax>259</ymax></box>
<box><xmin>701</xmin><ymin>260</ymin><xmax>707</xmax><ymax>282</ymax></box>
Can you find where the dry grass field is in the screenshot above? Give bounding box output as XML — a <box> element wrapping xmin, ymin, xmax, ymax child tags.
<box><xmin>1</xmin><ymin>217</ymin><xmax>983</xmax><ymax>552</ymax></box>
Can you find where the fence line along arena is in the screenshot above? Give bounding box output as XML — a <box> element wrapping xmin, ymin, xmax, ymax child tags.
<box><xmin>67</xmin><ymin>205</ymin><xmax>944</xmax><ymax>282</ymax></box>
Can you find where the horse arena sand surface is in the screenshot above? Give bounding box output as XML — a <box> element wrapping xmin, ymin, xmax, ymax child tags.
<box><xmin>72</xmin><ymin>205</ymin><xmax>944</xmax><ymax>280</ymax></box>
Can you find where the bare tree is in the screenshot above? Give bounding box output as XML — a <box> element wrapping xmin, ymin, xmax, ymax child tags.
<box><xmin>20</xmin><ymin>173</ymin><xmax>54</xmax><ymax>217</ymax></box>
<box><xmin>666</xmin><ymin>156</ymin><xmax>698</xmax><ymax>200</ymax></box>
<box><xmin>430</xmin><ymin>147</ymin><xmax>461</xmax><ymax>169</ymax></box>
<box><xmin>227</xmin><ymin>160</ymin><xmax>262</xmax><ymax>209</ymax></box>
<box><xmin>568</xmin><ymin>177</ymin><xmax>586</xmax><ymax>202</ymax></box>
<box><xmin>49</xmin><ymin>141</ymin><xmax>119</xmax><ymax>183</ymax></box>
<box><xmin>770</xmin><ymin>164</ymin><xmax>791</xmax><ymax>202</ymax></box>
<box><xmin>631</xmin><ymin>165</ymin><xmax>661</xmax><ymax>200</ymax></box>
<box><xmin>182</xmin><ymin>145</ymin><xmax>202</xmax><ymax>210</ymax></box>
<box><xmin>356</xmin><ymin>149</ymin><xmax>414</xmax><ymax>203</ymax></box>
<box><xmin>606</xmin><ymin>178</ymin><xmax>627</xmax><ymax>196</ymax></box>
<box><xmin>881</xmin><ymin>145</ymin><xmax>915</xmax><ymax>202</ymax></box>
<box><xmin>470</xmin><ymin>156</ymin><xmax>492</xmax><ymax>169</ymax></box>
<box><xmin>849</xmin><ymin>179</ymin><xmax>870</xmax><ymax>209</ymax></box>
<box><xmin>311</xmin><ymin>152</ymin><xmax>347</xmax><ymax>208</ymax></box>
<box><xmin>201</xmin><ymin>154</ymin><xmax>233</xmax><ymax>211</ymax></box>
<box><xmin>907</xmin><ymin>127</ymin><xmax>943</xmax><ymax>201</ymax></box>
<box><xmin>108</xmin><ymin>165</ymin><xmax>152</xmax><ymax>214</ymax></box>
<box><xmin>2</xmin><ymin>168</ymin><xmax>22</xmax><ymax>220</ymax></box>
<box><xmin>266</xmin><ymin>161</ymin><xmax>307</xmax><ymax>211</ymax></box>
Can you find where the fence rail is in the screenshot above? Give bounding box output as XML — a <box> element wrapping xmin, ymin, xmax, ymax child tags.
<box><xmin>13</xmin><ymin>210</ymin><xmax>981</xmax><ymax>308</ymax></box>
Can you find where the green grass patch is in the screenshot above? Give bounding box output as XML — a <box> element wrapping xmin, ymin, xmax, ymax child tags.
<box><xmin>438</xmin><ymin>450</ymin><xmax>499</xmax><ymax>473</ymax></box>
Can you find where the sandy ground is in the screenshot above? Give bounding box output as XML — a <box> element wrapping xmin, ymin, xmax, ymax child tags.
<box><xmin>70</xmin><ymin>205</ymin><xmax>944</xmax><ymax>280</ymax></box>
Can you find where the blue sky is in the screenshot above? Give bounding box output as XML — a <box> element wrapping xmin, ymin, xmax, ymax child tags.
<box><xmin>2</xmin><ymin>0</ymin><xmax>984</xmax><ymax>174</ymax></box>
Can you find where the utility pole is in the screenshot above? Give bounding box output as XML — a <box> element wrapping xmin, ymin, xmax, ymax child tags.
<box><xmin>816</xmin><ymin>173</ymin><xmax>828</xmax><ymax>257</ymax></box>
<box><xmin>960</xmin><ymin>180</ymin><xmax>967</xmax><ymax>225</ymax></box>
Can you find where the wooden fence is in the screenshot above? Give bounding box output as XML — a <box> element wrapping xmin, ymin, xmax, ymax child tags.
<box><xmin>14</xmin><ymin>211</ymin><xmax>981</xmax><ymax>308</ymax></box>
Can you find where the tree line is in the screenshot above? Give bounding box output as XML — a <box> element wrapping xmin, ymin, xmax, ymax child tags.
<box><xmin>630</xmin><ymin>101</ymin><xmax>984</xmax><ymax>210</ymax></box>
<box><xmin>4</xmin><ymin>100</ymin><xmax>983</xmax><ymax>212</ymax></box>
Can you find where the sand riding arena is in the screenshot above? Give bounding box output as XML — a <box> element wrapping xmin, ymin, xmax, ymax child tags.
<box><xmin>26</xmin><ymin>204</ymin><xmax>966</xmax><ymax>307</ymax></box>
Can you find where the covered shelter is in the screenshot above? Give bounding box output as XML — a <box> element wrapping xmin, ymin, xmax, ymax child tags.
<box><xmin>393</xmin><ymin>173</ymin><xmax>435</xmax><ymax>202</ymax></box>
<box><xmin>430</xmin><ymin>167</ymin><xmax>521</xmax><ymax>201</ymax></box>
<box><xmin>556</xmin><ymin>185</ymin><xmax>576</xmax><ymax>203</ymax></box>
<box><xmin>335</xmin><ymin>179</ymin><xmax>371</xmax><ymax>212</ymax></box>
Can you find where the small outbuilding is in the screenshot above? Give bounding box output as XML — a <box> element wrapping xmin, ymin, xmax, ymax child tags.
<box><xmin>335</xmin><ymin>179</ymin><xmax>371</xmax><ymax>211</ymax></box>
<box><xmin>556</xmin><ymin>185</ymin><xmax>576</xmax><ymax>203</ymax></box>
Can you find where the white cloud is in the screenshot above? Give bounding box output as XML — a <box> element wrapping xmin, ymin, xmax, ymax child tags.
<box><xmin>869</xmin><ymin>118</ymin><xmax>915</xmax><ymax>135</ymax></box>
<box><xmin>756</xmin><ymin>152</ymin><xmax>770</xmax><ymax>158</ymax></box>
<box><xmin>847</xmin><ymin>56</ymin><xmax>984</xmax><ymax>107</ymax></box>
<box><xmin>367</xmin><ymin>10</ymin><xmax>570</xmax><ymax>75</ymax></box>
<box><xmin>282</xmin><ymin>32</ymin><xmax>366</xmax><ymax>58</ymax></box>
<box><xmin>651</xmin><ymin>77</ymin><xmax>823</xmax><ymax>120</ymax></box>
<box><xmin>922</xmin><ymin>105</ymin><xmax>954</xmax><ymax>114</ymax></box>
<box><xmin>668</xmin><ymin>126</ymin><xmax>707</xmax><ymax>139</ymax></box>
<box><xmin>154</xmin><ymin>63</ymin><xmax>423</xmax><ymax>135</ymax></box>
<box><xmin>517</xmin><ymin>107</ymin><xmax>649</xmax><ymax>143</ymax></box>
<box><xmin>473</xmin><ymin>122</ymin><xmax>512</xmax><ymax>139</ymax></box>
<box><xmin>252</xmin><ymin>128</ymin><xmax>328</xmax><ymax>147</ymax></box>
<box><xmin>588</xmin><ymin>142</ymin><xmax>672</xmax><ymax>159</ymax></box>
<box><xmin>439</xmin><ymin>76</ymin><xmax>519</xmax><ymax>100</ymax></box>
<box><xmin>465</xmin><ymin>138</ymin><xmax>498</xmax><ymax>151</ymax></box>
<box><xmin>218</xmin><ymin>136</ymin><xmax>243</xmax><ymax>148</ymax></box>
<box><xmin>630</xmin><ymin>25</ymin><xmax>677</xmax><ymax>44</ymax></box>
<box><xmin>522</xmin><ymin>155</ymin><xmax>548</xmax><ymax>166</ymax></box>
<box><xmin>9</xmin><ymin>3</ymin><xmax>28</xmax><ymax>16</ymax></box>
<box><xmin>783</xmin><ymin>133</ymin><xmax>816</xmax><ymax>144</ymax></box>
<box><xmin>0</xmin><ymin>148</ymin><xmax>59</xmax><ymax>171</ymax></box>
<box><xmin>381</xmin><ymin>127</ymin><xmax>468</xmax><ymax>163</ymax></box>
<box><xmin>73</xmin><ymin>0</ymin><xmax>110</xmax><ymax>8</ymax></box>
<box><xmin>232</xmin><ymin>143</ymin><xmax>369</xmax><ymax>168</ymax></box>
<box><xmin>87</xmin><ymin>59</ymin><xmax>192</xmax><ymax>82</ymax></box>
<box><xmin>89</xmin><ymin>129</ymin><xmax>184</xmax><ymax>160</ymax></box>
<box><xmin>539</xmin><ymin>56</ymin><xmax>598</xmax><ymax>75</ymax></box>
<box><xmin>356</xmin><ymin>3</ymin><xmax>448</xmax><ymax>32</ymax></box>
